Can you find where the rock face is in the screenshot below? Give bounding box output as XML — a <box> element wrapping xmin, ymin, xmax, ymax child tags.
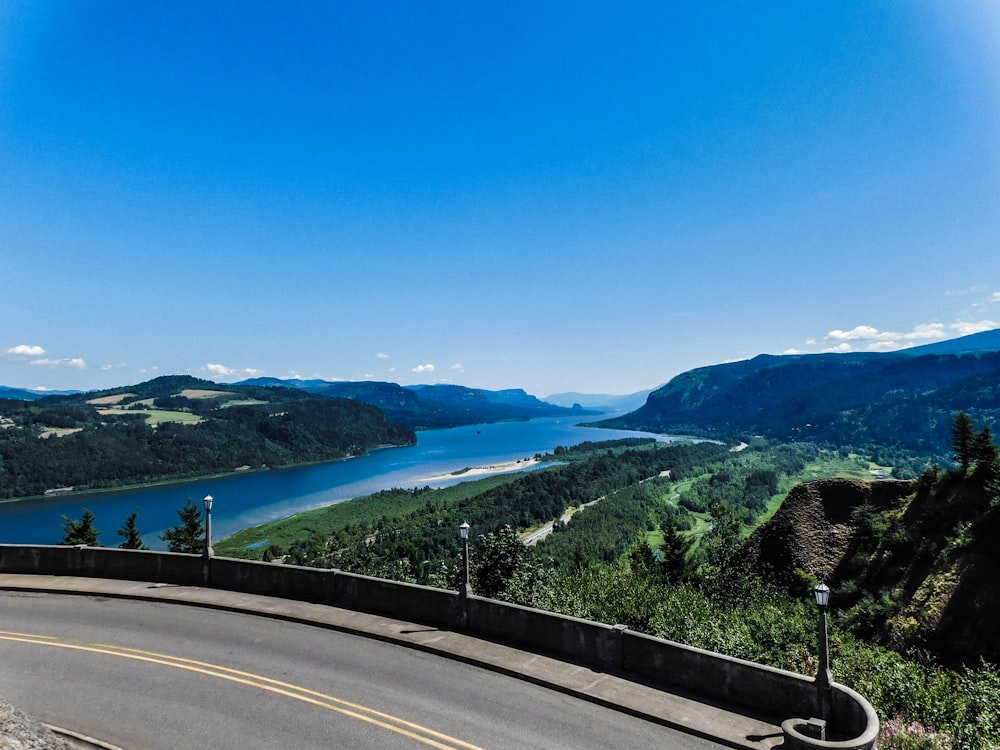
<box><xmin>749</xmin><ymin>475</ymin><xmax>1000</xmax><ymax>667</ymax></box>
<box><xmin>0</xmin><ymin>697</ymin><xmax>69</xmax><ymax>749</ymax></box>
<box><xmin>748</xmin><ymin>478</ymin><xmax>915</xmax><ymax>582</ymax></box>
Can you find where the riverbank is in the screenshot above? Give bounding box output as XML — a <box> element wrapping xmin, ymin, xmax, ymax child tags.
<box><xmin>0</xmin><ymin>444</ymin><xmax>410</xmax><ymax>506</ymax></box>
<box><xmin>415</xmin><ymin>457</ymin><xmax>541</xmax><ymax>483</ymax></box>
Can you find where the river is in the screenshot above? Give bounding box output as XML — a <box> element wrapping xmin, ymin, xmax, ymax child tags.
<box><xmin>0</xmin><ymin>415</ymin><xmax>670</xmax><ymax>549</ymax></box>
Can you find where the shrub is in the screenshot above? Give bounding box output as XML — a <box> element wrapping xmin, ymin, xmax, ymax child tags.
<box><xmin>880</xmin><ymin>717</ymin><xmax>952</xmax><ymax>750</ymax></box>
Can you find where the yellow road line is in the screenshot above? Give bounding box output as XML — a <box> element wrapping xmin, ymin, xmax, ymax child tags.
<box><xmin>0</xmin><ymin>630</ymin><xmax>487</xmax><ymax>750</ymax></box>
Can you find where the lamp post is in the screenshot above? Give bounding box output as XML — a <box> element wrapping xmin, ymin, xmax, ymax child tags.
<box><xmin>459</xmin><ymin>521</ymin><xmax>471</xmax><ymax>598</ymax></box>
<box><xmin>814</xmin><ymin>582</ymin><xmax>831</xmax><ymax>687</ymax></box>
<box><xmin>203</xmin><ymin>495</ymin><xmax>214</xmax><ymax>558</ymax></box>
<box><xmin>814</xmin><ymin>581</ymin><xmax>832</xmax><ymax>723</ymax></box>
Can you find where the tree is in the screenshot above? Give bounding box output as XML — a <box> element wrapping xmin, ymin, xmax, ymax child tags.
<box><xmin>116</xmin><ymin>509</ymin><xmax>149</xmax><ymax>550</ymax></box>
<box><xmin>950</xmin><ymin>411</ymin><xmax>976</xmax><ymax>473</ymax></box>
<box><xmin>61</xmin><ymin>509</ymin><xmax>101</xmax><ymax>546</ymax></box>
<box><xmin>472</xmin><ymin>525</ymin><xmax>529</xmax><ymax>600</ymax></box>
<box><xmin>159</xmin><ymin>498</ymin><xmax>205</xmax><ymax>553</ymax></box>
<box><xmin>658</xmin><ymin>518</ymin><xmax>696</xmax><ymax>583</ymax></box>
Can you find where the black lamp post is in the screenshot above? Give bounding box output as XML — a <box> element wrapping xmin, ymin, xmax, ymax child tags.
<box><xmin>459</xmin><ymin>521</ymin><xmax>471</xmax><ymax>597</ymax></box>
<box><xmin>203</xmin><ymin>494</ymin><xmax>214</xmax><ymax>558</ymax></box>
<box><xmin>814</xmin><ymin>581</ymin><xmax>832</xmax><ymax>722</ymax></box>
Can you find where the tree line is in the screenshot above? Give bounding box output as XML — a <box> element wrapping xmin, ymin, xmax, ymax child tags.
<box><xmin>60</xmin><ymin>499</ymin><xmax>208</xmax><ymax>553</ymax></box>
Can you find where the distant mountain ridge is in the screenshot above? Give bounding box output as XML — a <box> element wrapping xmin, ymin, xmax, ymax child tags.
<box><xmin>599</xmin><ymin>328</ymin><xmax>1000</xmax><ymax>458</ymax></box>
<box><xmin>544</xmin><ymin>389</ymin><xmax>653</xmax><ymax>413</ymax></box>
<box><xmin>0</xmin><ymin>386</ymin><xmax>79</xmax><ymax>400</ymax></box>
<box><xmin>237</xmin><ymin>378</ymin><xmax>593</xmax><ymax>430</ymax></box>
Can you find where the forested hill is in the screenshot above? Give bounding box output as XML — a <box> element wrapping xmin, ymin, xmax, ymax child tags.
<box><xmin>237</xmin><ymin>378</ymin><xmax>592</xmax><ymax>429</ymax></box>
<box><xmin>597</xmin><ymin>330</ymin><xmax>1000</xmax><ymax>459</ymax></box>
<box><xmin>0</xmin><ymin>375</ymin><xmax>415</xmax><ymax>500</ymax></box>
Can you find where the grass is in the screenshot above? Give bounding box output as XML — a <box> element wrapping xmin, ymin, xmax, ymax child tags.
<box><xmin>752</xmin><ymin>452</ymin><xmax>897</xmax><ymax>529</ymax></box>
<box><xmin>220</xmin><ymin>399</ymin><xmax>268</xmax><ymax>408</ymax></box>
<box><xmin>179</xmin><ymin>388</ymin><xmax>234</xmax><ymax>399</ymax></box>
<box><xmin>87</xmin><ymin>393</ymin><xmax>137</xmax><ymax>405</ymax></box>
<box><xmin>142</xmin><ymin>409</ymin><xmax>203</xmax><ymax>426</ymax></box>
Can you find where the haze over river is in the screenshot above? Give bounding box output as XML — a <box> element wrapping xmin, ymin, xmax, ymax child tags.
<box><xmin>0</xmin><ymin>416</ymin><xmax>671</xmax><ymax>549</ymax></box>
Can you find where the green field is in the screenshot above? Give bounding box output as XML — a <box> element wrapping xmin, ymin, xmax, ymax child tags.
<box><xmin>141</xmin><ymin>409</ymin><xmax>203</xmax><ymax>426</ymax></box>
<box><xmin>645</xmin><ymin>450</ymin><xmax>897</xmax><ymax>553</ymax></box>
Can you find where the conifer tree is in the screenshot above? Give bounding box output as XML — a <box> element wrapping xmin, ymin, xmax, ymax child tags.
<box><xmin>61</xmin><ymin>509</ymin><xmax>101</xmax><ymax>546</ymax></box>
<box><xmin>159</xmin><ymin>498</ymin><xmax>205</xmax><ymax>553</ymax></box>
<box><xmin>950</xmin><ymin>411</ymin><xmax>976</xmax><ymax>473</ymax></box>
<box><xmin>971</xmin><ymin>424</ymin><xmax>1000</xmax><ymax>488</ymax></box>
<box><xmin>116</xmin><ymin>509</ymin><xmax>149</xmax><ymax>550</ymax></box>
<box><xmin>659</xmin><ymin>518</ymin><xmax>696</xmax><ymax>583</ymax></box>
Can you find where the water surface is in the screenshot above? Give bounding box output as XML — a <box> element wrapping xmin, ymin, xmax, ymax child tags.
<box><xmin>0</xmin><ymin>415</ymin><xmax>668</xmax><ymax>548</ymax></box>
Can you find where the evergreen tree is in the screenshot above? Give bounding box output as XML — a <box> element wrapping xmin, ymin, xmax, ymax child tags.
<box><xmin>116</xmin><ymin>509</ymin><xmax>149</xmax><ymax>550</ymax></box>
<box><xmin>950</xmin><ymin>411</ymin><xmax>976</xmax><ymax>473</ymax></box>
<box><xmin>658</xmin><ymin>518</ymin><xmax>696</xmax><ymax>583</ymax></box>
<box><xmin>971</xmin><ymin>424</ymin><xmax>1000</xmax><ymax>493</ymax></box>
<box><xmin>159</xmin><ymin>498</ymin><xmax>205</xmax><ymax>553</ymax></box>
<box><xmin>628</xmin><ymin>538</ymin><xmax>657</xmax><ymax>575</ymax></box>
<box><xmin>61</xmin><ymin>509</ymin><xmax>101</xmax><ymax>546</ymax></box>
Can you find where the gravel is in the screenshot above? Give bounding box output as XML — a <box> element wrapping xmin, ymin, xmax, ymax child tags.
<box><xmin>0</xmin><ymin>698</ymin><xmax>69</xmax><ymax>750</ymax></box>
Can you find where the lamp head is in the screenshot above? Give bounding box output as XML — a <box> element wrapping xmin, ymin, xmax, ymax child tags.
<box><xmin>459</xmin><ymin>521</ymin><xmax>470</xmax><ymax>540</ymax></box>
<box><xmin>203</xmin><ymin>495</ymin><xmax>214</xmax><ymax>512</ymax></box>
<box><xmin>814</xmin><ymin>582</ymin><xmax>830</xmax><ymax>608</ymax></box>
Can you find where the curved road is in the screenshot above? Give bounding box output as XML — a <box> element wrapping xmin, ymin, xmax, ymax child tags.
<box><xmin>0</xmin><ymin>592</ymin><xmax>716</xmax><ymax>750</ymax></box>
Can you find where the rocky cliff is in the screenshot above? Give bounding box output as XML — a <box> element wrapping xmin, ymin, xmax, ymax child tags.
<box><xmin>747</xmin><ymin>476</ymin><xmax>1000</xmax><ymax>667</ymax></box>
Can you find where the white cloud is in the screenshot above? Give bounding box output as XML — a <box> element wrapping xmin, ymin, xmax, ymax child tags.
<box><xmin>29</xmin><ymin>357</ymin><xmax>86</xmax><ymax>369</ymax></box>
<box><xmin>411</xmin><ymin>363</ymin><xmax>435</xmax><ymax>374</ymax></box>
<box><xmin>991</xmin><ymin>291</ymin><xmax>1000</xmax><ymax>303</ymax></box>
<box><xmin>823</xmin><ymin>343</ymin><xmax>855</xmax><ymax>354</ymax></box>
<box><xmin>865</xmin><ymin>340</ymin><xmax>907</xmax><ymax>353</ymax></box>
<box><xmin>951</xmin><ymin>319</ymin><xmax>999</xmax><ymax>336</ymax></box>
<box><xmin>826</xmin><ymin>325</ymin><xmax>882</xmax><ymax>342</ymax></box>
<box><xmin>821</xmin><ymin>323</ymin><xmax>951</xmax><ymax>352</ymax></box>
<box><xmin>201</xmin><ymin>363</ymin><xmax>264</xmax><ymax>380</ymax></box>
<box><xmin>450</xmin><ymin>363</ymin><xmax>464</xmax><ymax>372</ymax></box>
<box><xmin>6</xmin><ymin>344</ymin><xmax>46</xmax><ymax>357</ymax></box>
<box><xmin>376</xmin><ymin>352</ymin><xmax>390</xmax><ymax>359</ymax></box>
<box><xmin>783</xmin><ymin>348</ymin><xmax>805</xmax><ymax>355</ymax></box>
<box><xmin>808</xmin><ymin>318</ymin><xmax>999</xmax><ymax>354</ymax></box>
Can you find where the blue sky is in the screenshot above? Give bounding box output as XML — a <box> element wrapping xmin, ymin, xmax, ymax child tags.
<box><xmin>2</xmin><ymin>2</ymin><xmax>999</xmax><ymax>397</ymax></box>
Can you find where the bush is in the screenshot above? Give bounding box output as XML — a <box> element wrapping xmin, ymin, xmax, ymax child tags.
<box><xmin>880</xmin><ymin>718</ymin><xmax>952</xmax><ymax>750</ymax></box>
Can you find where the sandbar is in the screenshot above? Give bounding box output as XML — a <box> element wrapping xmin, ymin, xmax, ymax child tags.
<box><xmin>417</xmin><ymin>457</ymin><xmax>542</xmax><ymax>483</ymax></box>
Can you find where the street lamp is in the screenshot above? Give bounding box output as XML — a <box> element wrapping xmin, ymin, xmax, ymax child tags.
<box><xmin>459</xmin><ymin>521</ymin><xmax>471</xmax><ymax>597</ymax></box>
<box><xmin>203</xmin><ymin>495</ymin><xmax>214</xmax><ymax>558</ymax></box>
<box><xmin>814</xmin><ymin>582</ymin><xmax>832</xmax><ymax>703</ymax></box>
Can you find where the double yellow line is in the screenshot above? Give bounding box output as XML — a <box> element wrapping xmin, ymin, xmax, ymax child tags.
<box><xmin>0</xmin><ymin>630</ymin><xmax>487</xmax><ymax>750</ymax></box>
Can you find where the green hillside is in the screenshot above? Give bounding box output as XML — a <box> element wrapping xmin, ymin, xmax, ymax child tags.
<box><xmin>0</xmin><ymin>375</ymin><xmax>414</xmax><ymax>499</ymax></box>
<box><xmin>599</xmin><ymin>334</ymin><xmax>1000</xmax><ymax>462</ymax></box>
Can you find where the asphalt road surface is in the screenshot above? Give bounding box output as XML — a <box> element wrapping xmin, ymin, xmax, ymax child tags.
<box><xmin>0</xmin><ymin>591</ymin><xmax>720</xmax><ymax>749</ymax></box>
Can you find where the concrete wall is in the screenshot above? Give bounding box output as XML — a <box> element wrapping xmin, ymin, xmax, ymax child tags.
<box><xmin>466</xmin><ymin>596</ymin><xmax>624</xmax><ymax>669</ymax></box>
<box><xmin>0</xmin><ymin>544</ymin><xmax>877</xmax><ymax>749</ymax></box>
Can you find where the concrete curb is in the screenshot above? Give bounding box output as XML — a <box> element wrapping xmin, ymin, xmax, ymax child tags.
<box><xmin>45</xmin><ymin>724</ymin><xmax>128</xmax><ymax>750</ymax></box>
